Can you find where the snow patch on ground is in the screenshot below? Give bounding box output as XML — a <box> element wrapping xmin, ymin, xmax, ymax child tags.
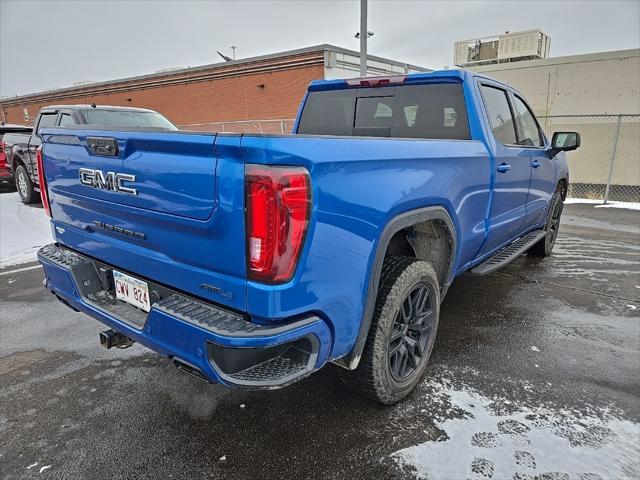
<box><xmin>393</xmin><ymin>380</ymin><xmax>640</xmax><ymax>480</ymax></box>
<box><xmin>0</xmin><ymin>192</ymin><xmax>53</xmax><ymax>267</ymax></box>
<box><xmin>595</xmin><ymin>202</ymin><xmax>640</xmax><ymax>211</ymax></box>
<box><xmin>564</xmin><ymin>198</ymin><xmax>640</xmax><ymax>211</ymax></box>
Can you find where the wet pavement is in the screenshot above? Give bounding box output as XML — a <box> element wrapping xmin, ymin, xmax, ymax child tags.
<box><xmin>1</xmin><ymin>204</ymin><xmax>638</xmax><ymax>479</ymax></box>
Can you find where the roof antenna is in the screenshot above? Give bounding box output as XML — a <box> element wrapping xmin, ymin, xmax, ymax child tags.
<box><xmin>90</xmin><ymin>103</ymin><xmax>96</xmax><ymax>108</ymax></box>
<box><xmin>217</xmin><ymin>50</ymin><xmax>233</xmax><ymax>62</ymax></box>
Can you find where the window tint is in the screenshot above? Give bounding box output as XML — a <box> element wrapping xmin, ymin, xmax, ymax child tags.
<box><xmin>390</xmin><ymin>84</ymin><xmax>470</xmax><ymax>139</ymax></box>
<box><xmin>512</xmin><ymin>95</ymin><xmax>543</xmax><ymax>147</ymax></box>
<box><xmin>59</xmin><ymin>113</ymin><xmax>76</xmax><ymax>127</ymax></box>
<box><xmin>354</xmin><ymin>96</ymin><xmax>393</xmax><ymax>137</ymax></box>
<box><xmin>298</xmin><ymin>83</ymin><xmax>470</xmax><ymax>140</ymax></box>
<box><xmin>82</xmin><ymin>109</ymin><xmax>177</xmax><ymax>130</ymax></box>
<box><xmin>37</xmin><ymin>113</ymin><xmax>57</xmax><ymax>133</ymax></box>
<box><xmin>297</xmin><ymin>89</ymin><xmax>356</xmax><ymax>136</ymax></box>
<box><xmin>480</xmin><ymin>85</ymin><xmax>517</xmax><ymax>145</ymax></box>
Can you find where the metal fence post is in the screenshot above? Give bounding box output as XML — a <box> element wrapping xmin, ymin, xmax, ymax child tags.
<box><xmin>603</xmin><ymin>114</ymin><xmax>622</xmax><ymax>204</ymax></box>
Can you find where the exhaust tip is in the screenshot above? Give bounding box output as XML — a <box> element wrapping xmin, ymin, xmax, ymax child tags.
<box><xmin>172</xmin><ymin>358</ymin><xmax>210</xmax><ymax>383</ymax></box>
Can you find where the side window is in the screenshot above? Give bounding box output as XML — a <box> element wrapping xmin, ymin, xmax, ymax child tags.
<box><xmin>512</xmin><ymin>95</ymin><xmax>543</xmax><ymax>147</ymax></box>
<box><xmin>36</xmin><ymin>113</ymin><xmax>58</xmax><ymax>134</ymax></box>
<box><xmin>59</xmin><ymin>113</ymin><xmax>77</xmax><ymax>127</ymax></box>
<box><xmin>480</xmin><ymin>85</ymin><xmax>517</xmax><ymax>145</ymax></box>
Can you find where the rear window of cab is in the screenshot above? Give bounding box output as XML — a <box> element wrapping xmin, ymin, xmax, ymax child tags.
<box><xmin>297</xmin><ymin>83</ymin><xmax>470</xmax><ymax>140</ymax></box>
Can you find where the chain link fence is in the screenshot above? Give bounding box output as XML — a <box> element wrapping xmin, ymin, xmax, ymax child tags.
<box><xmin>539</xmin><ymin>114</ymin><xmax>640</xmax><ymax>203</ymax></box>
<box><xmin>179</xmin><ymin>114</ymin><xmax>639</xmax><ymax>203</ymax></box>
<box><xmin>179</xmin><ymin>119</ymin><xmax>296</xmax><ymax>134</ymax></box>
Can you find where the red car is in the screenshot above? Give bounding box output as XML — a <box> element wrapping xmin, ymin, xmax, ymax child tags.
<box><xmin>0</xmin><ymin>123</ymin><xmax>32</xmax><ymax>185</ymax></box>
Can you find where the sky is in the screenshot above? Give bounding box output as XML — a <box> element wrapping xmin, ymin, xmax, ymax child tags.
<box><xmin>1</xmin><ymin>0</ymin><xmax>639</xmax><ymax>97</ymax></box>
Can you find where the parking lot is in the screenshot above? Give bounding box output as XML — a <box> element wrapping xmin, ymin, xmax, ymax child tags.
<box><xmin>1</xmin><ymin>191</ymin><xmax>639</xmax><ymax>479</ymax></box>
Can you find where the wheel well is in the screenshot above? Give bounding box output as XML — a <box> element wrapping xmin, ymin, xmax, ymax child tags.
<box><xmin>384</xmin><ymin>219</ymin><xmax>454</xmax><ymax>291</ymax></box>
<box><xmin>10</xmin><ymin>154</ymin><xmax>26</xmax><ymax>174</ymax></box>
<box><xmin>558</xmin><ymin>178</ymin><xmax>568</xmax><ymax>200</ymax></box>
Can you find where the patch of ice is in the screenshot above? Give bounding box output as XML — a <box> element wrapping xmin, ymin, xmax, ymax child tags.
<box><xmin>39</xmin><ymin>465</ymin><xmax>51</xmax><ymax>473</ymax></box>
<box><xmin>393</xmin><ymin>384</ymin><xmax>640</xmax><ymax>480</ymax></box>
<box><xmin>530</xmin><ymin>346</ymin><xmax>540</xmax><ymax>352</ymax></box>
<box><xmin>0</xmin><ymin>192</ymin><xmax>53</xmax><ymax>267</ymax></box>
<box><xmin>627</xmin><ymin>305</ymin><xmax>638</xmax><ymax>310</ymax></box>
<box><xmin>26</xmin><ymin>462</ymin><xmax>38</xmax><ymax>469</ymax></box>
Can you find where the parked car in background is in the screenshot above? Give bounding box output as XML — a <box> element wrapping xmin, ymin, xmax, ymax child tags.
<box><xmin>0</xmin><ymin>123</ymin><xmax>32</xmax><ymax>186</ymax></box>
<box><xmin>36</xmin><ymin>71</ymin><xmax>580</xmax><ymax>404</ymax></box>
<box><xmin>3</xmin><ymin>105</ymin><xmax>177</xmax><ymax>203</ymax></box>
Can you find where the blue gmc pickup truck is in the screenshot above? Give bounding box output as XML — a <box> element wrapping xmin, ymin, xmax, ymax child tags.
<box><xmin>37</xmin><ymin>70</ymin><xmax>579</xmax><ymax>404</ymax></box>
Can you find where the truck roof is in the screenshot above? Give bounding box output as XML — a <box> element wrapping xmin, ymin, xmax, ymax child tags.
<box><xmin>40</xmin><ymin>105</ymin><xmax>158</xmax><ymax>113</ymax></box>
<box><xmin>307</xmin><ymin>69</ymin><xmax>507</xmax><ymax>92</ymax></box>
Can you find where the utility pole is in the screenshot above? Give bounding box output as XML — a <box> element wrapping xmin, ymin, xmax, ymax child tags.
<box><xmin>360</xmin><ymin>0</ymin><xmax>367</xmax><ymax>76</ymax></box>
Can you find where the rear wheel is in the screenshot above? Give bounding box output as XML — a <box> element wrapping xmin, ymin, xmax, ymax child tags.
<box><xmin>339</xmin><ymin>255</ymin><xmax>440</xmax><ymax>404</ymax></box>
<box><xmin>529</xmin><ymin>185</ymin><xmax>564</xmax><ymax>256</ymax></box>
<box><xmin>15</xmin><ymin>165</ymin><xmax>37</xmax><ymax>204</ymax></box>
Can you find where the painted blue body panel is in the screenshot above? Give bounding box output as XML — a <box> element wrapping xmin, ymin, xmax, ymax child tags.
<box><xmin>39</xmin><ymin>69</ymin><xmax>569</xmax><ymax>381</ymax></box>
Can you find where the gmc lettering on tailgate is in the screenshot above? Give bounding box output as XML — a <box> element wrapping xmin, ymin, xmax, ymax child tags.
<box><xmin>79</xmin><ymin>168</ymin><xmax>138</xmax><ymax>196</ymax></box>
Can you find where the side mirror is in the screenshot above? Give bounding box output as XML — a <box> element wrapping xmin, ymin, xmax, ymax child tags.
<box><xmin>549</xmin><ymin>131</ymin><xmax>580</xmax><ymax>158</ymax></box>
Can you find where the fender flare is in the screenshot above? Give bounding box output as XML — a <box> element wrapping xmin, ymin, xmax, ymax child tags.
<box><xmin>8</xmin><ymin>150</ymin><xmax>26</xmax><ymax>174</ymax></box>
<box><xmin>339</xmin><ymin>206</ymin><xmax>458</xmax><ymax>369</ymax></box>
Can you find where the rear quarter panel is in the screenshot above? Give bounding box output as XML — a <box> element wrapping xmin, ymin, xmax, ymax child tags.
<box><xmin>240</xmin><ymin>135</ymin><xmax>491</xmax><ymax>359</ymax></box>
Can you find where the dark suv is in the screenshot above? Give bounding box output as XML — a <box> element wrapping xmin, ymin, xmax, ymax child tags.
<box><xmin>3</xmin><ymin>105</ymin><xmax>176</xmax><ymax>203</ymax></box>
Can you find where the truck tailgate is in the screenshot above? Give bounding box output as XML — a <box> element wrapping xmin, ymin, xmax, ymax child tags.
<box><xmin>41</xmin><ymin>129</ymin><xmax>247</xmax><ymax>311</ymax></box>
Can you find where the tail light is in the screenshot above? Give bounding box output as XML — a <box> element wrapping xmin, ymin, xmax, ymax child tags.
<box><xmin>245</xmin><ymin>164</ymin><xmax>310</xmax><ymax>283</ymax></box>
<box><xmin>36</xmin><ymin>147</ymin><xmax>51</xmax><ymax>218</ymax></box>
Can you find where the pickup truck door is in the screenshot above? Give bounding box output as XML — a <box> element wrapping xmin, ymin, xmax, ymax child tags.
<box><xmin>478</xmin><ymin>83</ymin><xmax>532</xmax><ymax>256</ymax></box>
<box><xmin>29</xmin><ymin>110</ymin><xmax>58</xmax><ymax>180</ymax></box>
<box><xmin>510</xmin><ymin>93</ymin><xmax>556</xmax><ymax>228</ymax></box>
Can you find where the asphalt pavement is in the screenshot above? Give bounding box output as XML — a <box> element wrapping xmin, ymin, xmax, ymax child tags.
<box><xmin>1</xmin><ymin>203</ymin><xmax>638</xmax><ymax>479</ymax></box>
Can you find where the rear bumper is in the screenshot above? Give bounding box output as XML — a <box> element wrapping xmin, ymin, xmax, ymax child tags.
<box><xmin>38</xmin><ymin>243</ymin><xmax>332</xmax><ymax>389</ymax></box>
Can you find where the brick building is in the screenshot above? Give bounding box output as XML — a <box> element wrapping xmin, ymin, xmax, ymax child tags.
<box><xmin>0</xmin><ymin>45</ymin><xmax>427</xmax><ymax>133</ymax></box>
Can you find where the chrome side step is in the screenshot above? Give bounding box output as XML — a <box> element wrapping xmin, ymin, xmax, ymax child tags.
<box><xmin>471</xmin><ymin>230</ymin><xmax>546</xmax><ymax>276</ymax></box>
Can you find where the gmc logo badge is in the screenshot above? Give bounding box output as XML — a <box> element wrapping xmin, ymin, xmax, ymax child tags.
<box><xmin>79</xmin><ymin>168</ymin><xmax>138</xmax><ymax>196</ymax></box>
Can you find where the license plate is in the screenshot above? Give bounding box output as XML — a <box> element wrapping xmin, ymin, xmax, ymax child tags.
<box><xmin>113</xmin><ymin>270</ymin><xmax>151</xmax><ymax>312</ymax></box>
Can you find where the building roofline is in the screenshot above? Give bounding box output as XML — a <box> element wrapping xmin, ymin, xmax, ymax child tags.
<box><xmin>1</xmin><ymin>44</ymin><xmax>428</xmax><ymax>105</ymax></box>
<box><xmin>469</xmin><ymin>48</ymin><xmax>640</xmax><ymax>72</ymax></box>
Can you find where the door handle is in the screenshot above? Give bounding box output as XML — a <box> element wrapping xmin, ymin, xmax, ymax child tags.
<box><xmin>497</xmin><ymin>163</ymin><xmax>511</xmax><ymax>173</ymax></box>
<box><xmin>531</xmin><ymin>160</ymin><xmax>541</xmax><ymax>169</ymax></box>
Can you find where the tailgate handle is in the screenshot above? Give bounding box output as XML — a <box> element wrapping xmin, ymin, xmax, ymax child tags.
<box><xmin>86</xmin><ymin>137</ymin><xmax>119</xmax><ymax>157</ymax></box>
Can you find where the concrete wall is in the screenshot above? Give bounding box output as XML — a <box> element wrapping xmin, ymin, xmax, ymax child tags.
<box><xmin>470</xmin><ymin>49</ymin><xmax>640</xmax><ymax>116</ymax></box>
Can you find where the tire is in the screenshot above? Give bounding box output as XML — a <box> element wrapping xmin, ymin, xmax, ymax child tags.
<box><xmin>15</xmin><ymin>164</ymin><xmax>37</xmax><ymax>204</ymax></box>
<box><xmin>339</xmin><ymin>255</ymin><xmax>441</xmax><ymax>404</ymax></box>
<box><xmin>529</xmin><ymin>185</ymin><xmax>564</xmax><ymax>256</ymax></box>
